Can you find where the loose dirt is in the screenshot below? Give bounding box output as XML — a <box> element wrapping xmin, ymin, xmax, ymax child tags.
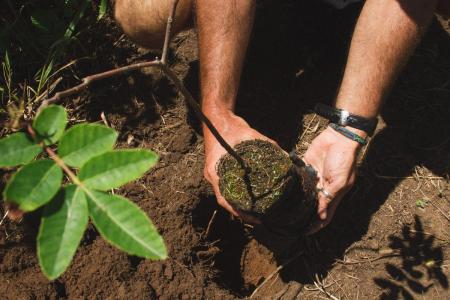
<box><xmin>1</xmin><ymin>1</ymin><xmax>449</xmax><ymax>299</ymax></box>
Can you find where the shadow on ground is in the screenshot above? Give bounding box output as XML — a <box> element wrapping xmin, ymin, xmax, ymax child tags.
<box><xmin>374</xmin><ymin>216</ymin><xmax>448</xmax><ymax>299</ymax></box>
<box><xmin>189</xmin><ymin>0</ymin><xmax>449</xmax><ymax>297</ymax></box>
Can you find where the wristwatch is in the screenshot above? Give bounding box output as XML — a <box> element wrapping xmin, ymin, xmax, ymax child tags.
<box><xmin>314</xmin><ymin>103</ymin><xmax>378</xmax><ymax>136</ymax></box>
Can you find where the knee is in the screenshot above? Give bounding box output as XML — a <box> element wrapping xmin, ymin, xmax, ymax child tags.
<box><xmin>114</xmin><ymin>0</ymin><xmax>192</xmax><ymax>49</ymax></box>
<box><xmin>115</xmin><ymin>0</ymin><xmax>166</xmax><ymax>49</ymax></box>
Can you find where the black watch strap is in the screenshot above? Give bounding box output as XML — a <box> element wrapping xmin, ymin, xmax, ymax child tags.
<box><xmin>314</xmin><ymin>103</ymin><xmax>378</xmax><ymax>136</ymax></box>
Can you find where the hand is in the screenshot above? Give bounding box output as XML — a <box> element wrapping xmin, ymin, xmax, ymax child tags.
<box><xmin>303</xmin><ymin>126</ymin><xmax>364</xmax><ymax>234</ymax></box>
<box><xmin>203</xmin><ymin>110</ymin><xmax>275</xmax><ymax>224</ymax></box>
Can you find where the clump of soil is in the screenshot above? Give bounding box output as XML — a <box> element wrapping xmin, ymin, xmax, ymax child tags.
<box><xmin>217</xmin><ymin>140</ymin><xmax>292</xmax><ymax>214</ymax></box>
<box><xmin>217</xmin><ymin>139</ymin><xmax>318</xmax><ymax>237</ymax></box>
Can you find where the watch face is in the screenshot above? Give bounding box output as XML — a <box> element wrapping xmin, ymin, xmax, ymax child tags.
<box><xmin>339</xmin><ymin>110</ymin><xmax>350</xmax><ymax>126</ymax></box>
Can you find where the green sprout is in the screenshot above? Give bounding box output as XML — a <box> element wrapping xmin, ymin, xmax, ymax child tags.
<box><xmin>0</xmin><ymin>104</ymin><xmax>167</xmax><ymax>280</ymax></box>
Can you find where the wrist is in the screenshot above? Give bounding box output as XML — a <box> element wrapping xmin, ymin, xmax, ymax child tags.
<box><xmin>334</xmin><ymin>104</ymin><xmax>378</xmax><ymax>120</ymax></box>
<box><xmin>202</xmin><ymin>106</ymin><xmax>236</xmax><ymax>143</ymax></box>
<box><xmin>315</xmin><ymin>103</ymin><xmax>378</xmax><ymax>136</ymax></box>
<box><xmin>326</xmin><ymin>125</ymin><xmax>366</xmax><ymax>150</ymax></box>
<box><xmin>342</xmin><ymin>125</ymin><xmax>368</xmax><ymax>140</ymax></box>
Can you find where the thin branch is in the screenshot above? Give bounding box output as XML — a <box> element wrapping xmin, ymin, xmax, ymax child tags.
<box><xmin>250</xmin><ymin>251</ymin><xmax>304</xmax><ymax>298</ymax></box>
<box><xmin>161</xmin><ymin>0</ymin><xmax>180</xmax><ymax>64</ymax></box>
<box><xmin>204</xmin><ymin>210</ymin><xmax>217</xmax><ymax>238</ymax></box>
<box><xmin>38</xmin><ymin>61</ymin><xmax>162</xmax><ymax>112</ymax></box>
<box><xmin>0</xmin><ymin>210</ymin><xmax>9</xmax><ymax>226</ymax></box>
<box><xmin>334</xmin><ymin>253</ymin><xmax>401</xmax><ymax>265</ymax></box>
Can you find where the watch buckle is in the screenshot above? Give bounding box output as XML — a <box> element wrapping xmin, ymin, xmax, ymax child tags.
<box><xmin>339</xmin><ymin>110</ymin><xmax>350</xmax><ymax>126</ymax></box>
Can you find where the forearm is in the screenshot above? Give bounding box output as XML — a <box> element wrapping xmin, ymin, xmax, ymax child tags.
<box><xmin>196</xmin><ymin>0</ymin><xmax>255</xmax><ymax>121</ymax></box>
<box><xmin>336</xmin><ymin>0</ymin><xmax>437</xmax><ymax>120</ymax></box>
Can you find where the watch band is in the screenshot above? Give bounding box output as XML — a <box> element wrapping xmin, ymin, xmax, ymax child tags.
<box><xmin>329</xmin><ymin>123</ymin><xmax>367</xmax><ymax>145</ymax></box>
<box><xmin>315</xmin><ymin>103</ymin><xmax>378</xmax><ymax>136</ymax></box>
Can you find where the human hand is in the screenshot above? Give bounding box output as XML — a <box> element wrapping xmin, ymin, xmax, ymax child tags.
<box><xmin>303</xmin><ymin>125</ymin><xmax>365</xmax><ymax>234</ymax></box>
<box><xmin>203</xmin><ymin>110</ymin><xmax>276</xmax><ymax>224</ymax></box>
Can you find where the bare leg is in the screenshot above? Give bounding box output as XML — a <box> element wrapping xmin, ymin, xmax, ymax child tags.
<box><xmin>114</xmin><ymin>0</ymin><xmax>193</xmax><ymax>49</ymax></box>
<box><xmin>197</xmin><ymin>0</ymin><xmax>272</xmax><ymax>221</ymax></box>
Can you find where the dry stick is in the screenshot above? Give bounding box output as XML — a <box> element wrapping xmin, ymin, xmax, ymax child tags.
<box><xmin>250</xmin><ymin>251</ymin><xmax>304</xmax><ymax>298</ymax></box>
<box><xmin>38</xmin><ymin>61</ymin><xmax>162</xmax><ymax>112</ymax></box>
<box><xmin>0</xmin><ymin>210</ymin><xmax>9</xmax><ymax>226</ymax></box>
<box><xmin>205</xmin><ymin>210</ymin><xmax>217</xmax><ymax>238</ymax></box>
<box><xmin>161</xmin><ymin>0</ymin><xmax>180</xmax><ymax>64</ymax></box>
<box><xmin>334</xmin><ymin>253</ymin><xmax>401</xmax><ymax>265</ymax></box>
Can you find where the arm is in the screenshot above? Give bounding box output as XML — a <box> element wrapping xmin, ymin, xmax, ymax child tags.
<box><xmin>196</xmin><ymin>0</ymin><xmax>270</xmax><ymax>221</ymax></box>
<box><xmin>305</xmin><ymin>0</ymin><xmax>438</xmax><ymax>233</ymax></box>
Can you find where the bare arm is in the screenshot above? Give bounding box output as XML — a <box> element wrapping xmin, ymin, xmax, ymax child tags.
<box><xmin>305</xmin><ymin>0</ymin><xmax>437</xmax><ymax>233</ymax></box>
<box><xmin>196</xmin><ymin>0</ymin><xmax>270</xmax><ymax>220</ymax></box>
<box><xmin>336</xmin><ymin>0</ymin><xmax>437</xmax><ymax>120</ymax></box>
<box><xmin>197</xmin><ymin>0</ymin><xmax>255</xmax><ymax>116</ymax></box>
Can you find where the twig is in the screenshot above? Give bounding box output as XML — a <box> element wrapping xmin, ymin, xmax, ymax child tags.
<box><xmin>312</xmin><ymin>274</ymin><xmax>340</xmax><ymax>300</ymax></box>
<box><xmin>428</xmin><ymin>200</ymin><xmax>450</xmax><ymax>222</ymax></box>
<box><xmin>161</xmin><ymin>0</ymin><xmax>180</xmax><ymax>64</ymax></box>
<box><xmin>299</xmin><ymin>113</ymin><xmax>317</xmax><ymax>141</ymax></box>
<box><xmin>334</xmin><ymin>253</ymin><xmax>401</xmax><ymax>265</ymax></box>
<box><xmin>38</xmin><ymin>61</ymin><xmax>162</xmax><ymax>112</ymax></box>
<box><xmin>204</xmin><ymin>210</ymin><xmax>217</xmax><ymax>238</ymax></box>
<box><xmin>373</xmin><ymin>174</ymin><xmax>446</xmax><ymax>180</ymax></box>
<box><xmin>250</xmin><ymin>251</ymin><xmax>304</xmax><ymax>298</ymax></box>
<box><xmin>0</xmin><ymin>210</ymin><xmax>9</xmax><ymax>226</ymax></box>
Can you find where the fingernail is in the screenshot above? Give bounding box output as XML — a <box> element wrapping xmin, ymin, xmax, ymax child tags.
<box><xmin>319</xmin><ymin>211</ymin><xmax>327</xmax><ymax>220</ymax></box>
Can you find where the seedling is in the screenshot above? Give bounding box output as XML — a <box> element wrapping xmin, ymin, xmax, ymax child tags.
<box><xmin>1</xmin><ymin>2</ymin><xmax>319</xmax><ymax>282</ymax></box>
<box><xmin>415</xmin><ymin>199</ymin><xmax>428</xmax><ymax>209</ymax></box>
<box><xmin>0</xmin><ymin>104</ymin><xmax>166</xmax><ymax>280</ymax></box>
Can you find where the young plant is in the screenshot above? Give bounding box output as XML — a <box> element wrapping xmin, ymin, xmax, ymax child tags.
<box><xmin>0</xmin><ymin>104</ymin><xmax>167</xmax><ymax>280</ymax></box>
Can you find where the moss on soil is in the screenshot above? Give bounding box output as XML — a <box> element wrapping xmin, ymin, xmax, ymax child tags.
<box><xmin>217</xmin><ymin>140</ymin><xmax>293</xmax><ymax>215</ymax></box>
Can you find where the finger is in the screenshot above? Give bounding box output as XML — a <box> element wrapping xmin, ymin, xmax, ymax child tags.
<box><xmin>305</xmin><ymin>219</ymin><xmax>328</xmax><ymax>235</ymax></box>
<box><xmin>237</xmin><ymin>210</ymin><xmax>262</xmax><ymax>225</ymax></box>
<box><xmin>316</xmin><ymin>176</ymin><xmax>345</xmax><ymax>220</ymax></box>
<box><xmin>317</xmin><ymin>188</ymin><xmax>335</xmax><ymax>220</ymax></box>
<box><xmin>306</xmin><ymin>197</ymin><xmax>341</xmax><ymax>235</ymax></box>
<box><xmin>212</xmin><ymin>183</ymin><xmax>239</xmax><ymax>217</ymax></box>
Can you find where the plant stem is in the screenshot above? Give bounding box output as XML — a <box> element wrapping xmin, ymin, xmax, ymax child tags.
<box><xmin>27</xmin><ymin>125</ymin><xmax>81</xmax><ymax>185</ymax></box>
<box><xmin>38</xmin><ymin>61</ymin><xmax>162</xmax><ymax>112</ymax></box>
<box><xmin>161</xmin><ymin>0</ymin><xmax>180</xmax><ymax>64</ymax></box>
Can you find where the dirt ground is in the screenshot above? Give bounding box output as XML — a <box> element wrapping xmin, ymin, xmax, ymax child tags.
<box><xmin>1</xmin><ymin>1</ymin><xmax>449</xmax><ymax>299</ymax></box>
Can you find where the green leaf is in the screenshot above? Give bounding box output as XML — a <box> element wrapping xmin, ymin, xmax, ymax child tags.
<box><xmin>0</xmin><ymin>132</ymin><xmax>42</xmax><ymax>167</ymax></box>
<box><xmin>98</xmin><ymin>0</ymin><xmax>108</xmax><ymax>20</ymax></box>
<box><xmin>3</xmin><ymin>160</ymin><xmax>63</xmax><ymax>212</ymax></box>
<box><xmin>415</xmin><ymin>199</ymin><xmax>428</xmax><ymax>209</ymax></box>
<box><xmin>37</xmin><ymin>185</ymin><xmax>88</xmax><ymax>280</ymax></box>
<box><xmin>86</xmin><ymin>190</ymin><xmax>167</xmax><ymax>259</ymax></box>
<box><xmin>30</xmin><ymin>9</ymin><xmax>58</xmax><ymax>33</ymax></box>
<box><xmin>59</xmin><ymin>124</ymin><xmax>118</xmax><ymax>168</ymax></box>
<box><xmin>79</xmin><ymin>150</ymin><xmax>158</xmax><ymax>190</ymax></box>
<box><xmin>33</xmin><ymin>105</ymin><xmax>67</xmax><ymax>145</ymax></box>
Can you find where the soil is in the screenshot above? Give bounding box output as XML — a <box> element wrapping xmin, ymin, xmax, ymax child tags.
<box><xmin>1</xmin><ymin>1</ymin><xmax>450</xmax><ymax>299</ymax></box>
<box><xmin>217</xmin><ymin>139</ymin><xmax>293</xmax><ymax>214</ymax></box>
